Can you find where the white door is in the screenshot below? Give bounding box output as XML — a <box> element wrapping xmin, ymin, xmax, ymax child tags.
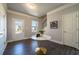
<box><xmin>62</xmin><ymin>12</ymin><xmax>78</xmax><ymax>48</ymax></box>
<box><xmin>0</xmin><ymin>14</ymin><xmax>6</xmax><ymax>54</ymax></box>
<box><xmin>72</xmin><ymin>11</ymin><xmax>78</xmax><ymax>49</ymax></box>
<box><xmin>77</xmin><ymin>11</ymin><xmax>79</xmax><ymax>49</ymax></box>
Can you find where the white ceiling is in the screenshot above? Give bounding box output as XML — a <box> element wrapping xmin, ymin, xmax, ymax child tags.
<box><xmin>7</xmin><ymin>3</ymin><xmax>65</xmax><ymax>17</ymax></box>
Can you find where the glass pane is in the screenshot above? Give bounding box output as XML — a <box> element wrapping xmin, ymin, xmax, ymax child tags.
<box><xmin>32</xmin><ymin>20</ymin><xmax>38</xmax><ymax>26</ymax></box>
<box><xmin>15</xmin><ymin>20</ymin><xmax>23</xmax><ymax>34</ymax></box>
<box><xmin>0</xmin><ymin>16</ymin><xmax>4</xmax><ymax>34</ymax></box>
<box><xmin>32</xmin><ymin>20</ymin><xmax>38</xmax><ymax>32</ymax></box>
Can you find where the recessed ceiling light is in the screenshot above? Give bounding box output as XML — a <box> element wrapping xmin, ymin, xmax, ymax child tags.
<box><xmin>26</xmin><ymin>3</ymin><xmax>36</xmax><ymax>9</ymax></box>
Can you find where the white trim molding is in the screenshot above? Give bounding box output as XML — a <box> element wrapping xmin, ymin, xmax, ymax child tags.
<box><xmin>49</xmin><ymin>39</ymin><xmax>63</xmax><ymax>45</ymax></box>
<box><xmin>0</xmin><ymin>43</ymin><xmax>7</xmax><ymax>55</ymax></box>
<box><xmin>7</xmin><ymin>9</ymin><xmax>38</xmax><ymax>18</ymax></box>
<box><xmin>47</xmin><ymin>4</ymin><xmax>77</xmax><ymax>15</ymax></box>
<box><xmin>7</xmin><ymin>37</ymin><xmax>30</xmax><ymax>43</ymax></box>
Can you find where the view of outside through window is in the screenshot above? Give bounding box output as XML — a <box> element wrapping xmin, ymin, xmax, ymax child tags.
<box><xmin>0</xmin><ymin>16</ymin><xmax>4</xmax><ymax>34</ymax></box>
<box><xmin>15</xmin><ymin>20</ymin><xmax>23</xmax><ymax>34</ymax></box>
<box><xmin>32</xmin><ymin>20</ymin><xmax>38</xmax><ymax>32</ymax></box>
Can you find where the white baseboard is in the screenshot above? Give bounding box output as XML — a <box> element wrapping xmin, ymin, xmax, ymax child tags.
<box><xmin>7</xmin><ymin>37</ymin><xmax>79</xmax><ymax>50</ymax></box>
<box><xmin>49</xmin><ymin>39</ymin><xmax>79</xmax><ymax>49</ymax></box>
<box><xmin>7</xmin><ymin>37</ymin><xmax>29</xmax><ymax>43</ymax></box>
<box><xmin>49</xmin><ymin>39</ymin><xmax>63</xmax><ymax>45</ymax></box>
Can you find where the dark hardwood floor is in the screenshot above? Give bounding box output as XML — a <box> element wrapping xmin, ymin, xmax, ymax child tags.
<box><xmin>3</xmin><ymin>39</ymin><xmax>79</xmax><ymax>55</ymax></box>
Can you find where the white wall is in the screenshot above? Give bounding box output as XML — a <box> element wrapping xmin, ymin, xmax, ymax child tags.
<box><xmin>7</xmin><ymin>10</ymin><xmax>40</xmax><ymax>42</ymax></box>
<box><xmin>46</xmin><ymin>13</ymin><xmax>63</xmax><ymax>44</ymax></box>
<box><xmin>0</xmin><ymin>3</ymin><xmax>7</xmax><ymax>55</ymax></box>
<box><xmin>46</xmin><ymin>4</ymin><xmax>79</xmax><ymax>47</ymax></box>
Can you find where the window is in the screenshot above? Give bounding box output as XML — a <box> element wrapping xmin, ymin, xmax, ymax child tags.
<box><xmin>0</xmin><ymin>16</ymin><xmax>4</xmax><ymax>34</ymax></box>
<box><xmin>15</xmin><ymin>20</ymin><xmax>23</xmax><ymax>34</ymax></box>
<box><xmin>32</xmin><ymin>20</ymin><xmax>38</xmax><ymax>32</ymax></box>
